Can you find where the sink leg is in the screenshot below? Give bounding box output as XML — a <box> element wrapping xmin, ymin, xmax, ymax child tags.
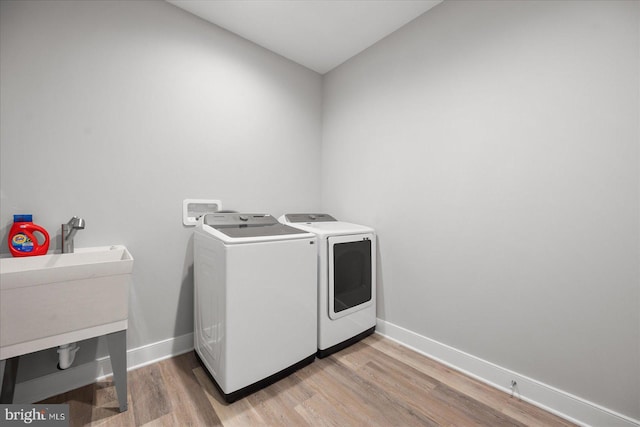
<box><xmin>0</xmin><ymin>356</ymin><xmax>19</xmax><ymax>404</ymax></box>
<box><xmin>106</xmin><ymin>330</ymin><xmax>128</xmax><ymax>412</ymax></box>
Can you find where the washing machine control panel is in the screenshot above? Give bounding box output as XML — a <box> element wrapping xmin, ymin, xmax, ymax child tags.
<box><xmin>204</xmin><ymin>213</ymin><xmax>311</xmax><ymax>238</ymax></box>
<box><xmin>204</xmin><ymin>213</ymin><xmax>274</xmax><ymax>226</ymax></box>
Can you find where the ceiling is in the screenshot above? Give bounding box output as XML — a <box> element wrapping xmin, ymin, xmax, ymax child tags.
<box><xmin>166</xmin><ymin>0</ymin><xmax>443</xmax><ymax>74</ymax></box>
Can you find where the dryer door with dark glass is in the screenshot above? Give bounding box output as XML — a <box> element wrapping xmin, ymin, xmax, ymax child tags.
<box><xmin>328</xmin><ymin>233</ymin><xmax>374</xmax><ymax>320</ymax></box>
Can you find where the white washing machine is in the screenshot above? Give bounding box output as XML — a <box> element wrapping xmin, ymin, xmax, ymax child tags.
<box><xmin>279</xmin><ymin>213</ymin><xmax>376</xmax><ymax>357</ymax></box>
<box><xmin>194</xmin><ymin>213</ymin><xmax>317</xmax><ymax>402</ymax></box>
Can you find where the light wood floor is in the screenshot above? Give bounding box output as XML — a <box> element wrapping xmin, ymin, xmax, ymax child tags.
<box><xmin>40</xmin><ymin>334</ymin><xmax>575</xmax><ymax>426</ymax></box>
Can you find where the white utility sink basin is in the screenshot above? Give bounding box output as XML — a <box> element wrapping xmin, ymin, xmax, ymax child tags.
<box><xmin>0</xmin><ymin>245</ymin><xmax>133</xmax><ymax>360</ymax></box>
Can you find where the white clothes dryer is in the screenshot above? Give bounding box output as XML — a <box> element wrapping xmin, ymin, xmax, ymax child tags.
<box><xmin>194</xmin><ymin>213</ymin><xmax>317</xmax><ymax>402</ymax></box>
<box><xmin>279</xmin><ymin>213</ymin><xmax>376</xmax><ymax>358</ymax></box>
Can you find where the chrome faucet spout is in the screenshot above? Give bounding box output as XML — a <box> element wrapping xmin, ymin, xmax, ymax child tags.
<box><xmin>62</xmin><ymin>216</ymin><xmax>85</xmax><ymax>253</ymax></box>
<box><xmin>66</xmin><ymin>216</ymin><xmax>85</xmax><ymax>230</ymax></box>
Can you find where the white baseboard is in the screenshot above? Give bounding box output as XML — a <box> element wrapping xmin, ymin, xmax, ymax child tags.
<box><xmin>13</xmin><ymin>332</ymin><xmax>194</xmax><ymax>404</ymax></box>
<box><xmin>375</xmin><ymin>319</ymin><xmax>640</xmax><ymax>427</ymax></box>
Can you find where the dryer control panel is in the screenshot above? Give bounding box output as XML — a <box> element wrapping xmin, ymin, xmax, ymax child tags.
<box><xmin>283</xmin><ymin>213</ymin><xmax>337</xmax><ymax>223</ymax></box>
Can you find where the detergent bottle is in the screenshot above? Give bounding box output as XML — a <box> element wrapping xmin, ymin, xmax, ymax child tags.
<box><xmin>8</xmin><ymin>214</ymin><xmax>50</xmax><ymax>257</ymax></box>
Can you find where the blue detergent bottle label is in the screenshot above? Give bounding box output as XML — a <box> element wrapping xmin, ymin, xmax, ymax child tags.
<box><xmin>11</xmin><ymin>233</ymin><xmax>34</xmax><ymax>252</ymax></box>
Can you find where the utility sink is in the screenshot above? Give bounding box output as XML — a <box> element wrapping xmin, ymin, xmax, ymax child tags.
<box><xmin>0</xmin><ymin>245</ymin><xmax>133</xmax><ymax>360</ymax></box>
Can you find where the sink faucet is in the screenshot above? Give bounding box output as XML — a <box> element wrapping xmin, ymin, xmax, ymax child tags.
<box><xmin>61</xmin><ymin>216</ymin><xmax>85</xmax><ymax>253</ymax></box>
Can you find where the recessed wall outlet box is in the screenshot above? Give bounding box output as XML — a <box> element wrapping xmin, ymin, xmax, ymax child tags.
<box><xmin>183</xmin><ymin>199</ymin><xmax>222</xmax><ymax>226</ymax></box>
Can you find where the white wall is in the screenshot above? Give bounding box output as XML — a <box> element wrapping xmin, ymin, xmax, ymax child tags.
<box><xmin>322</xmin><ymin>0</ymin><xmax>639</xmax><ymax>420</ymax></box>
<box><xmin>1</xmin><ymin>0</ymin><xmax>321</xmax><ymax>381</ymax></box>
<box><xmin>2</xmin><ymin>0</ymin><xmax>639</xmax><ymax>421</ymax></box>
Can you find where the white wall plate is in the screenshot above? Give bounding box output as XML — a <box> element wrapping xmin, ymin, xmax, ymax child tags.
<box><xmin>183</xmin><ymin>199</ymin><xmax>222</xmax><ymax>226</ymax></box>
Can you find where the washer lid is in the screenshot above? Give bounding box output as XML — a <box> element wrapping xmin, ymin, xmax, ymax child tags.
<box><xmin>203</xmin><ymin>213</ymin><xmax>308</xmax><ymax>238</ymax></box>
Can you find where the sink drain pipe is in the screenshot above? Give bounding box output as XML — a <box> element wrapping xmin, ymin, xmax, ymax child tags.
<box><xmin>57</xmin><ymin>343</ymin><xmax>79</xmax><ymax>370</ymax></box>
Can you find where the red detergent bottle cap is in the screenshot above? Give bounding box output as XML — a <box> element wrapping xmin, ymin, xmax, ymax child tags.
<box><xmin>8</xmin><ymin>214</ymin><xmax>50</xmax><ymax>257</ymax></box>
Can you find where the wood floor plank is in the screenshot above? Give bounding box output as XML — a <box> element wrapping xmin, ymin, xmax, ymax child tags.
<box><xmin>344</xmin><ymin>341</ymin><xmax>524</xmax><ymax>426</ymax></box>
<box><xmin>501</xmin><ymin>402</ymin><xmax>576</xmax><ymax>427</ymax></box>
<box><xmin>40</xmin><ymin>383</ymin><xmax>95</xmax><ymax>427</ymax></box>
<box><xmin>157</xmin><ymin>353</ymin><xmax>222</xmax><ymax>426</ymax></box>
<box><xmin>295</xmin><ymin>359</ymin><xmax>392</xmax><ymax>426</ymax></box>
<box><xmin>361</xmin><ymin>357</ymin><xmax>500</xmax><ymax>427</ymax></box>
<box><xmin>364</xmin><ymin>334</ymin><xmax>574</xmax><ymax>427</ymax></box>
<box><xmin>88</xmin><ymin>381</ymin><xmax>133</xmax><ymax>427</ymax></box>
<box><xmin>366</xmin><ymin>336</ymin><xmax>514</xmax><ymax>399</ymax></box>
<box><xmin>432</xmin><ymin>382</ymin><xmax>527</xmax><ymax>427</ymax></box>
<box><xmin>192</xmin><ymin>366</ymin><xmax>267</xmax><ymax>427</ymax></box>
<box><xmin>293</xmin><ymin>388</ymin><xmax>355</xmax><ymax>427</ymax></box>
<box><xmin>245</xmin><ymin>385</ymin><xmax>311</xmax><ymax>426</ymax></box>
<box><xmin>38</xmin><ymin>336</ymin><xmax>576</xmax><ymax>426</ymax></box>
<box><xmin>268</xmin><ymin>370</ymin><xmax>315</xmax><ymax>405</ymax></box>
<box><xmin>317</xmin><ymin>355</ymin><xmax>440</xmax><ymax>426</ymax></box>
<box><xmin>357</xmin><ymin>359</ymin><xmax>474</xmax><ymax>426</ymax></box>
<box><xmin>242</xmin><ymin>371</ymin><xmax>319</xmax><ymax>426</ymax></box>
<box><xmin>347</xmin><ymin>340</ymin><xmax>440</xmax><ymax>393</ymax></box>
<box><xmin>128</xmin><ymin>364</ymin><xmax>171</xmax><ymax>426</ymax></box>
<box><xmin>138</xmin><ymin>412</ymin><xmax>177</xmax><ymax>427</ymax></box>
<box><xmin>335</xmin><ymin>342</ymin><xmax>468</xmax><ymax>425</ymax></box>
<box><xmin>296</xmin><ymin>373</ymin><xmax>376</xmax><ymax>425</ymax></box>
